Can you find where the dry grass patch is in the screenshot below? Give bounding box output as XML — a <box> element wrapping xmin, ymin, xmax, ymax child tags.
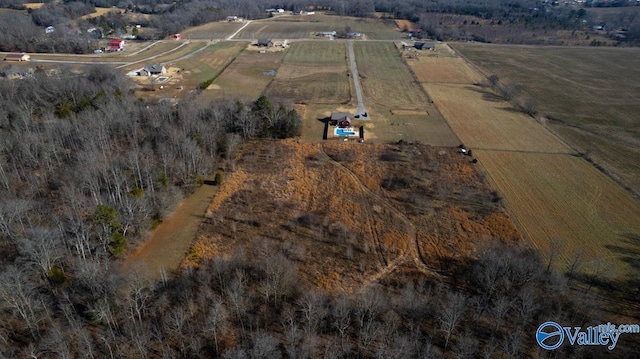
<box><xmin>185</xmin><ymin>140</ymin><xmax>522</xmax><ymax>291</ymax></box>
<box><xmin>453</xmin><ymin>43</ymin><xmax>640</xmax><ymax>196</ymax></box>
<box><xmin>207</xmin><ymin>50</ymin><xmax>283</xmax><ymax>101</ymax></box>
<box><xmin>476</xmin><ymin>150</ymin><xmax>640</xmax><ymax>277</ymax></box>
<box><xmin>408</xmin><ymin>56</ymin><xmax>485</xmax><ymax>84</ymax></box>
<box><xmin>236</xmin><ymin>14</ymin><xmax>402</xmax><ymax>40</ymax></box>
<box><xmin>425</xmin><ymin>83</ymin><xmax>573</xmax><ymax>153</ymax></box>
<box><xmin>354</xmin><ymin>42</ymin><xmax>428</xmax><ymax>110</ymax></box>
<box><xmin>265</xmin><ymin>42</ymin><xmax>350</xmax><ymax>104</ymax></box>
<box><xmin>181</xmin><ymin>21</ymin><xmax>245</xmax><ymax>40</ymax></box>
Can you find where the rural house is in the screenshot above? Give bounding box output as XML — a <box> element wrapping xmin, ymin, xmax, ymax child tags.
<box><xmin>173</xmin><ymin>33</ymin><xmax>181</xmax><ymax>40</ymax></box>
<box><xmin>414</xmin><ymin>42</ymin><xmax>435</xmax><ymax>50</ymax></box>
<box><xmin>329</xmin><ymin>112</ymin><xmax>351</xmax><ymax>127</ymax></box>
<box><xmin>108</xmin><ymin>38</ymin><xmax>125</xmax><ymax>52</ymax></box>
<box><xmin>4</xmin><ymin>53</ymin><xmax>30</xmax><ymax>62</ymax></box>
<box><xmin>257</xmin><ymin>38</ymin><xmax>274</xmax><ymax>47</ymax></box>
<box><xmin>140</xmin><ymin>64</ymin><xmax>167</xmax><ymax>76</ymax></box>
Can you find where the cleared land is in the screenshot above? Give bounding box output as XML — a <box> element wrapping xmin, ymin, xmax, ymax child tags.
<box><xmin>180</xmin><ymin>21</ymin><xmax>245</xmax><ymax>40</ymax></box>
<box><xmin>476</xmin><ymin>150</ymin><xmax>640</xmax><ymax>276</ymax></box>
<box><xmin>235</xmin><ymin>13</ymin><xmax>402</xmax><ymax>40</ymax></box>
<box><xmin>207</xmin><ymin>50</ymin><xmax>283</xmax><ymax>101</ymax></box>
<box><xmin>415</xmin><ymin>47</ymin><xmax>640</xmax><ymax>278</ymax></box>
<box><xmin>184</xmin><ymin>140</ymin><xmax>522</xmax><ymax>291</ymax></box>
<box><xmin>424</xmin><ymin>83</ymin><xmax>573</xmax><ymax>153</ymax></box>
<box><xmin>408</xmin><ymin>55</ymin><xmax>485</xmax><ymax>84</ymax></box>
<box><xmin>354</xmin><ymin>41</ymin><xmax>427</xmax><ymax>110</ymax></box>
<box><xmin>453</xmin><ymin>44</ymin><xmax>640</xmax><ymax>196</ymax></box>
<box><xmin>265</xmin><ymin>41</ymin><xmax>350</xmax><ymax>104</ymax></box>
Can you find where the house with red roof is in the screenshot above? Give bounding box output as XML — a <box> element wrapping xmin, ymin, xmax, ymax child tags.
<box><xmin>108</xmin><ymin>38</ymin><xmax>125</xmax><ymax>52</ymax></box>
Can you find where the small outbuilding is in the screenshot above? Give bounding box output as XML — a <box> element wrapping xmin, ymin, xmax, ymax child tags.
<box><xmin>4</xmin><ymin>53</ymin><xmax>30</xmax><ymax>62</ymax></box>
<box><xmin>414</xmin><ymin>42</ymin><xmax>435</xmax><ymax>50</ymax></box>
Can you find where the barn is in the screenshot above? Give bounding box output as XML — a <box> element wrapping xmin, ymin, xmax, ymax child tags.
<box><xmin>4</xmin><ymin>53</ymin><xmax>30</xmax><ymax>62</ymax></box>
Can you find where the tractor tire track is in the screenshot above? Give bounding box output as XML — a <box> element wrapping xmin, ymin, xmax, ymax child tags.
<box><xmin>318</xmin><ymin>145</ymin><xmax>433</xmax><ymax>282</ymax></box>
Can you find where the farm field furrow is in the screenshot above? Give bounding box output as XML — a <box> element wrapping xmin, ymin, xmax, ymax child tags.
<box><xmin>453</xmin><ymin>43</ymin><xmax>640</xmax><ymax>195</ymax></box>
<box><xmin>475</xmin><ymin>150</ymin><xmax>640</xmax><ymax>275</ymax></box>
<box><xmin>424</xmin><ymin>83</ymin><xmax>573</xmax><ymax>153</ymax></box>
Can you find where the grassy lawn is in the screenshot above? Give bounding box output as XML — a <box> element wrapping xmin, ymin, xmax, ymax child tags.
<box><xmin>453</xmin><ymin>43</ymin><xmax>640</xmax><ymax>195</ymax></box>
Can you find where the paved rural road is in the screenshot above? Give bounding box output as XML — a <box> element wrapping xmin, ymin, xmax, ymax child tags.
<box><xmin>347</xmin><ymin>40</ymin><xmax>368</xmax><ymax>118</ymax></box>
<box><xmin>122</xmin><ymin>180</ymin><xmax>219</xmax><ymax>280</ymax></box>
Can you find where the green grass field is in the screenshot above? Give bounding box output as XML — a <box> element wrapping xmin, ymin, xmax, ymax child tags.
<box><xmin>453</xmin><ymin>44</ymin><xmax>640</xmax><ymax>196</ymax></box>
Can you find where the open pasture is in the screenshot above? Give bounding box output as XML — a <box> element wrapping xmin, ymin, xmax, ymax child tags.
<box><xmin>476</xmin><ymin>150</ymin><xmax>640</xmax><ymax>276</ymax></box>
<box><xmin>453</xmin><ymin>44</ymin><xmax>640</xmax><ymax>195</ymax></box>
<box><xmin>236</xmin><ymin>14</ymin><xmax>402</xmax><ymax>40</ymax></box>
<box><xmin>206</xmin><ymin>50</ymin><xmax>283</xmax><ymax>101</ymax></box>
<box><xmin>424</xmin><ymin>83</ymin><xmax>573</xmax><ymax>153</ymax></box>
<box><xmin>361</xmin><ymin>105</ymin><xmax>460</xmax><ymax>146</ymax></box>
<box><xmin>408</xmin><ymin>56</ymin><xmax>485</xmax><ymax>84</ymax></box>
<box><xmin>180</xmin><ymin>21</ymin><xmax>244</xmax><ymax>40</ymax></box>
<box><xmin>354</xmin><ymin>42</ymin><xmax>429</xmax><ymax>110</ymax></box>
<box><xmin>171</xmin><ymin>41</ymin><xmax>246</xmax><ymax>85</ymax></box>
<box><xmin>265</xmin><ymin>41</ymin><xmax>350</xmax><ymax>104</ymax></box>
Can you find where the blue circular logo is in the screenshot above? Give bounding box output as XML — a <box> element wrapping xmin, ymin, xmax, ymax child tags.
<box><xmin>537</xmin><ymin>321</ymin><xmax>564</xmax><ymax>350</ymax></box>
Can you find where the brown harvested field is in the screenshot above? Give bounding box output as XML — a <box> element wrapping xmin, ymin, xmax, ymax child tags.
<box><xmin>408</xmin><ymin>56</ymin><xmax>485</xmax><ymax>84</ymax></box>
<box><xmin>236</xmin><ymin>13</ymin><xmax>402</xmax><ymax>40</ymax></box>
<box><xmin>184</xmin><ymin>140</ymin><xmax>522</xmax><ymax>291</ymax></box>
<box><xmin>354</xmin><ymin>41</ymin><xmax>428</xmax><ymax>110</ymax></box>
<box><xmin>476</xmin><ymin>150</ymin><xmax>640</xmax><ymax>276</ymax></box>
<box><xmin>180</xmin><ymin>21</ymin><xmax>245</xmax><ymax>40</ymax></box>
<box><xmin>206</xmin><ymin>50</ymin><xmax>284</xmax><ymax>101</ymax></box>
<box><xmin>452</xmin><ymin>43</ymin><xmax>640</xmax><ymax>196</ymax></box>
<box><xmin>265</xmin><ymin>41</ymin><xmax>350</xmax><ymax>104</ymax></box>
<box><xmin>424</xmin><ymin>83</ymin><xmax>573</xmax><ymax>153</ymax></box>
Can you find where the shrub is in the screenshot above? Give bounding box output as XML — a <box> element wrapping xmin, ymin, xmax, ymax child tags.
<box><xmin>215</xmin><ymin>171</ymin><xmax>224</xmax><ymax>185</ymax></box>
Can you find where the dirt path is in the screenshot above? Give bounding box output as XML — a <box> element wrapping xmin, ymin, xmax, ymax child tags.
<box><xmin>122</xmin><ymin>181</ymin><xmax>219</xmax><ymax>280</ymax></box>
<box><xmin>318</xmin><ymin>145</ymin><xmax>435</xmax><ymax>287</ymax></box>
